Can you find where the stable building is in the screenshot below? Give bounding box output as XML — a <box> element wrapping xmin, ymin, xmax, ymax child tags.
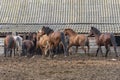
<box><xmin>0</xmin><ymin>0</ymin><xmax>120</xmax><ymax>45</ymax></box>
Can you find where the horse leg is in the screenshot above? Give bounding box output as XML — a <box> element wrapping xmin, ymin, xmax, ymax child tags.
<box><xmin>44</xmin><ymin>48</ymin><xmax>49</xmax><ymax>57</ymax></box>
<box><xmin>105</xmin><ymin>45</ymin><xmax>109</xmax><ymax>57</ymax></box>
<box><xmin>53</xmin><ymin>46</ymin><xmax>59</xmax><ymax>57</ymax></box>
<box><xmin>87</xmin><ymin>44</ymin><xmax>90</xmax><ymax>56</ymax></box>
<box><xmin>113</xmin><ymin>46</ymin><xmax>118</xmax><ymax>57</ymax></box>
<box><xmin>96</xmin><ymin>46</ymin><xmax>100</xmax><ymax>57</ymax></box>
<box><xmin>41</xmin><ymin>48</ymin><xmax>45</xmax><ymax>58</ymax></box>
<box><xmin>67</xmin><ymin>44</ymin><xmax>72</xmax><ymax>55</ymax></box>
<box><xmin>48</xmin><ymin>44</ymin><xmax>54</xmax><ymax>59</ymax></box>
<box><xmin>99</xmin><ymin>47</ymin><xmax>103</xmax><ymax>57</ymax></box>
<box><xmin>22</xmin><ymin>48</ymin><xmax>25</xmax><ymax>56</ymax></box>
<box><xmin>49</xmin><ymin>48</ymin><xmax>54</xmax><ymax>59</ymax></box>
<box><xmin>10</xmin><ymin>49</ymin><xmax>12</xmax><ymax>57</ymax></box>
<box><xmin>81</xmin><ymin>46</ymin><xmax>86</xmax><ymax>55</ymax></box>
<box><xmin>4</xmin><ymin>46</ymin><xmax>6</xmax><ymax>57</ymax></box>
<box><xmin>106</xmin><ymin>44</ymin><xmax>111</xmax><ymax>56</ymax></box>
<box><xmin>75</xmin><ymin>46</ymin><xmax>78</xmax><ymax>53</ymax></box>
<box><xmin>85</xmin><ymin>39</ymin><xmax>90</xmax><ymax>56</ymax></box>
<box><xmin>14</xmin><ymin>47</ymin><xmax>15</xmax><ymax>57</ymax></box>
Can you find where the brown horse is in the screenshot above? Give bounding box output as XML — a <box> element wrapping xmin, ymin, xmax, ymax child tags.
<box><xmin>22</xmin><ymin>33</ymin><xmax>37</xmax><ymax>56</ymax></box>
<box><xmin>64</xmin><ymin>28</ymin><xmax>89</xmax><ymax>55</ymax></box>
<box><xmin>89</xmin><ymin>27</ymin><xmax>118</xmax><ymax>57</ymax></box>
<box><xmin>41</xmin><ymin>26</ymin><xmax>68</xmax><ymax>58</ymax></box>
<box><xmin>4</xmin><ymin>35</ymin><xmax>16</xmax><ymax>57</ymax></box>
<box><xmin>36</xmin><ymin>30</ymin><xmax>50</xmax><ymax>57</ymax></box>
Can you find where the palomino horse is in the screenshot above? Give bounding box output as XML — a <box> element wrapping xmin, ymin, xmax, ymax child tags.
<box><xmin>41</xmin><ymin>26</ymin><xmax>68</xmax><ymax>58</ymax></box>
<box><xmin>4</xmin><ymin>35</ymin><xmax>16</xmax><ymax>57</ymax></box>
<box><xmin>89</xmin><ymin>27</ymin><xmax>118</xmax><ymax>57</ymax></box>
<box><xmin>64</xmin><ymin>28</ymin><xmax>89</xmax><ymax>55</ymax></box>
<box><xmin>36</xmin><ymin>30</ymin><xmax>50</xmax><ymax>57</ymax></box>
<box><xmin>22</xmin><ymin>33</ymin><xmax>37</xmax><ymax>56</ymax></box>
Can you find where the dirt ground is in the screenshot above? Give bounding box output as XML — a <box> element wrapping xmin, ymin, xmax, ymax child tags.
<box><xmin>0</xmin><ymin>53</ymin><xmax>120</xmax><ymax>80</ymax></box>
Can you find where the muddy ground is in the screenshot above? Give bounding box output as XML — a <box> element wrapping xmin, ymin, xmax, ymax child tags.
<box><xmin>0</xmin><ymin>53</ymin><xmax>120</xmax><ymax>80</ymax></box>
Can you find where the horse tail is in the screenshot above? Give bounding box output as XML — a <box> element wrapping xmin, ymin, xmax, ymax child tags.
<box><xmin>60</xmin><ymin>32</ymin><xmax>67</xmax><ymax>56</ymax></box>
<box><xmin>110</xmin><ymin>33</ymin><xmax>117</xmax><ymax>46</ymax></box>
<box><xmin>110</xmin><ymin>33</ymin><xmax>118</xmax><ymax>57</ymax></box>
<box><xmin>4</xmin><ymin>39</ymin><xmax>6</xmax><ymax>57</ymax></box>
<box><xmin>85</xmin><ymin>36</ymin><xmax>90</xmax><ymax>53</ymax></box>
<box><xmin>22</xmin><ymin>42</ymin><xmax>26</xmax><ymax>56</ymax></box>
<box><xmin>8</xmin><ymin>36</ymin><xmax>14</xmax><ymax>49</ymax></box>
<box><xmin>17</xmin><ymin>36</ymin><xmax>23</xmax><ymax>48</ymax></box>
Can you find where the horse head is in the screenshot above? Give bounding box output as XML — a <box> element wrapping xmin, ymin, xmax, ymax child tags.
<box><xmin>64</xmin><ymin>28</ymin><xmax>76</xmax><ymax>36</ymax></box>
<box><xmin>89</xmin><ymin>27</ymin><xmax>101</xmax><ymax>37</ymax></box>
<box><xmin>42</xmin><ymin>26</ymin><xmax>54</xmax><ymax>35</ymax></box>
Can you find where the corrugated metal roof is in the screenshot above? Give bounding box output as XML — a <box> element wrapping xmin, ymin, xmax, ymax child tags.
<box><xmin>0</xmin><ymin>0</ymin><xmax>120</xmax><ymax>23</ymax></box>
<box><xmin>0</xmin><ymin>24</ymin><xmax>120</xmax><ymax>33</ymax></box>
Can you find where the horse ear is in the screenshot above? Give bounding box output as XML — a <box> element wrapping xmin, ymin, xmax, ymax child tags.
<box><xmin>42</xmin><ymin>26</ymin><xmax>45</xmax><ymax>28</ymax></box>
<box><xmin>91</xmin><ymin>26</ymin><xmax>94</xmax><ymax>29</ymax></box>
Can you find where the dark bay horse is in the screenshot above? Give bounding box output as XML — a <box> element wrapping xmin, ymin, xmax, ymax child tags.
<box><xmin>22</xmin><ymin>33</ymin><xmax>37</xmax><ymax>57</ymax></box>
<box><xmin>41</xmin><ymin>26</ymin><xmax>68</xmax><ymax>58</ymax></box>
<box><xmin>64</xmin><ymin>28</ymin><xmax>89</xmax><ymax>55</ymax></box>
<box><xmin>4</xmin><ymin>35</ymin><xmax>16</xmax><ymax>57</ymax></box>
<box><xmin>89</xmin><ymin>27</ymin><xmax>118</xmax><ymax>57</ymax></box>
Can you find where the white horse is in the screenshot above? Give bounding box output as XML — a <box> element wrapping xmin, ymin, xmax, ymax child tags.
<box><xmin>13</xmin><ymin>36</ymin><xmax>23</xmax><ymax>56</ymax></box>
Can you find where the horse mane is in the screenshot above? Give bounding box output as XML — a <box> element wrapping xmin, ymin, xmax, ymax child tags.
<box><xmin>91</xmin><ymin>27</ymin><xmax>101</xmax><ymax>35</ymax></box>
<box><xmin>42</xmin><ymin>26</ymin><xmax>54</xmax><ymax>35</ymax></box>
<box><xmin>65</xmin><ymin>28</ymin><xmax>77</xmax><ymax>34</ymax></box>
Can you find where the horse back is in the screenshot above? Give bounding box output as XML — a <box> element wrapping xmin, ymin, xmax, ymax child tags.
<box><xmin>4</xmin><ymin>35</ymin><xmax>16</xmax><ymax>48</ymax></box>
<box><xmin>22</xmin><ymin>40</ymin><xmax>34</xmax><ymax>48</ymax></box>
<box><xmin>99</xmin><ymin>33</ymin><xmax>111</xmax><ymax>42</ymax></box>
<box><xmin>37</xmin><ymin>35</ymin><xmax>49</xmax><ymax>47</ymax></box>
<box><xmin>49</xmin><ymin>32</ymin><xmax>61</xmax><ymax>42</ymax></box>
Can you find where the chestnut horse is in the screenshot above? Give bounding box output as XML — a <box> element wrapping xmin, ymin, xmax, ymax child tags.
<box><xmin>36</xmin><ymin>30</ymin><xmax>50</xmax><ymax>57</ymax></box>
<box><xmin>41</xmin><ymin>26</ymin><xmax>68</xmax><ymax>58</ymax></box>
<box><xmin>89</xmin><ymin>27</ymin><xmax>118</xmax><ymax>57</ymax></box>
<box><xmin>64</xmin><ymin>28</ymin><xmax>89</xmax><ymax>55</ymax></box>
<box><xmin>4</xmin><ymin>35</ymin><xmax>16</xmax><ymax>57</ymax></box>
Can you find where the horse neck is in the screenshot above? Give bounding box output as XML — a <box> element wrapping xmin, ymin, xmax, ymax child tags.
<box><xmin>67</xmin><ymin>31</ymin><xmax>77</xmax><ymax>37</ymax></box>
<box><xmin>47</xmin><ymin>31</ymin><xmax>54</xmax><ymax>36</ymax></box>
<box><xmin>94</xmin><ymin>33</ymin><xmax>101</xmax><ymax>40</ymax></box>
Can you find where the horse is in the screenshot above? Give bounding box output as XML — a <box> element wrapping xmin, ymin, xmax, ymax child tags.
<box><xmin>89</xmin><ymin>26</ymin><xmax>118</xmax><ymax>57</ymax></box>
<box><xmin>13</xmin><ymin>35</ymin><xmax>23</xmax><ymax>56</ymax></box>
<box><xmin>22</xmin><ymin>33</ymin><xmax>37</xmax><ymax>57</ymax></box>
<box><xmin>36</xmin><ymin>30</ymin><xmax>50</xmax><ymax>57</ymax></box>
<box><xmin>63</xmin><ymin>28</ymin><xmax>89</xmax><ymax>55</ymax></box>
<box><xmin>4</xmin><ymin>35</ymin><xmax>16</xmax><ymax>57</ymax></box>
<box><xmin>41</xmin><ymin>26</ymin><xmax>68</xmax><ymax>58</ymax></box>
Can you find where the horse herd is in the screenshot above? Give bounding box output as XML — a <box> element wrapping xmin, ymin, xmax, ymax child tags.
<box><xmin>3</xmin><ymin>26</ymin><xmax>119</xmax><ymax>58</ymax></box>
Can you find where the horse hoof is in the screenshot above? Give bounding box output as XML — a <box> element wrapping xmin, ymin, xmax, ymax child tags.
<box><xmin>105</xmin><ymin>56</ymin><xmax>107</xmax><ymax>58</ymax></box>
<box><xmin>64</xmin><ymin>55</ymin><xmax>67</xmax><ymax>58</ymax></box>
<box><xmin>32</xmin><ymin>56</ymin><xmax>35</xmax><ymax>58</ymax></box>
<box><xmin>116</xmin><ymin>55</ymin><xmax>118</xmax><ymax>57</ymax></box>
<box><xmin>53</xmin><ymin>55</ymin><xmax>57</xmax><ymax>58</ymax></box>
